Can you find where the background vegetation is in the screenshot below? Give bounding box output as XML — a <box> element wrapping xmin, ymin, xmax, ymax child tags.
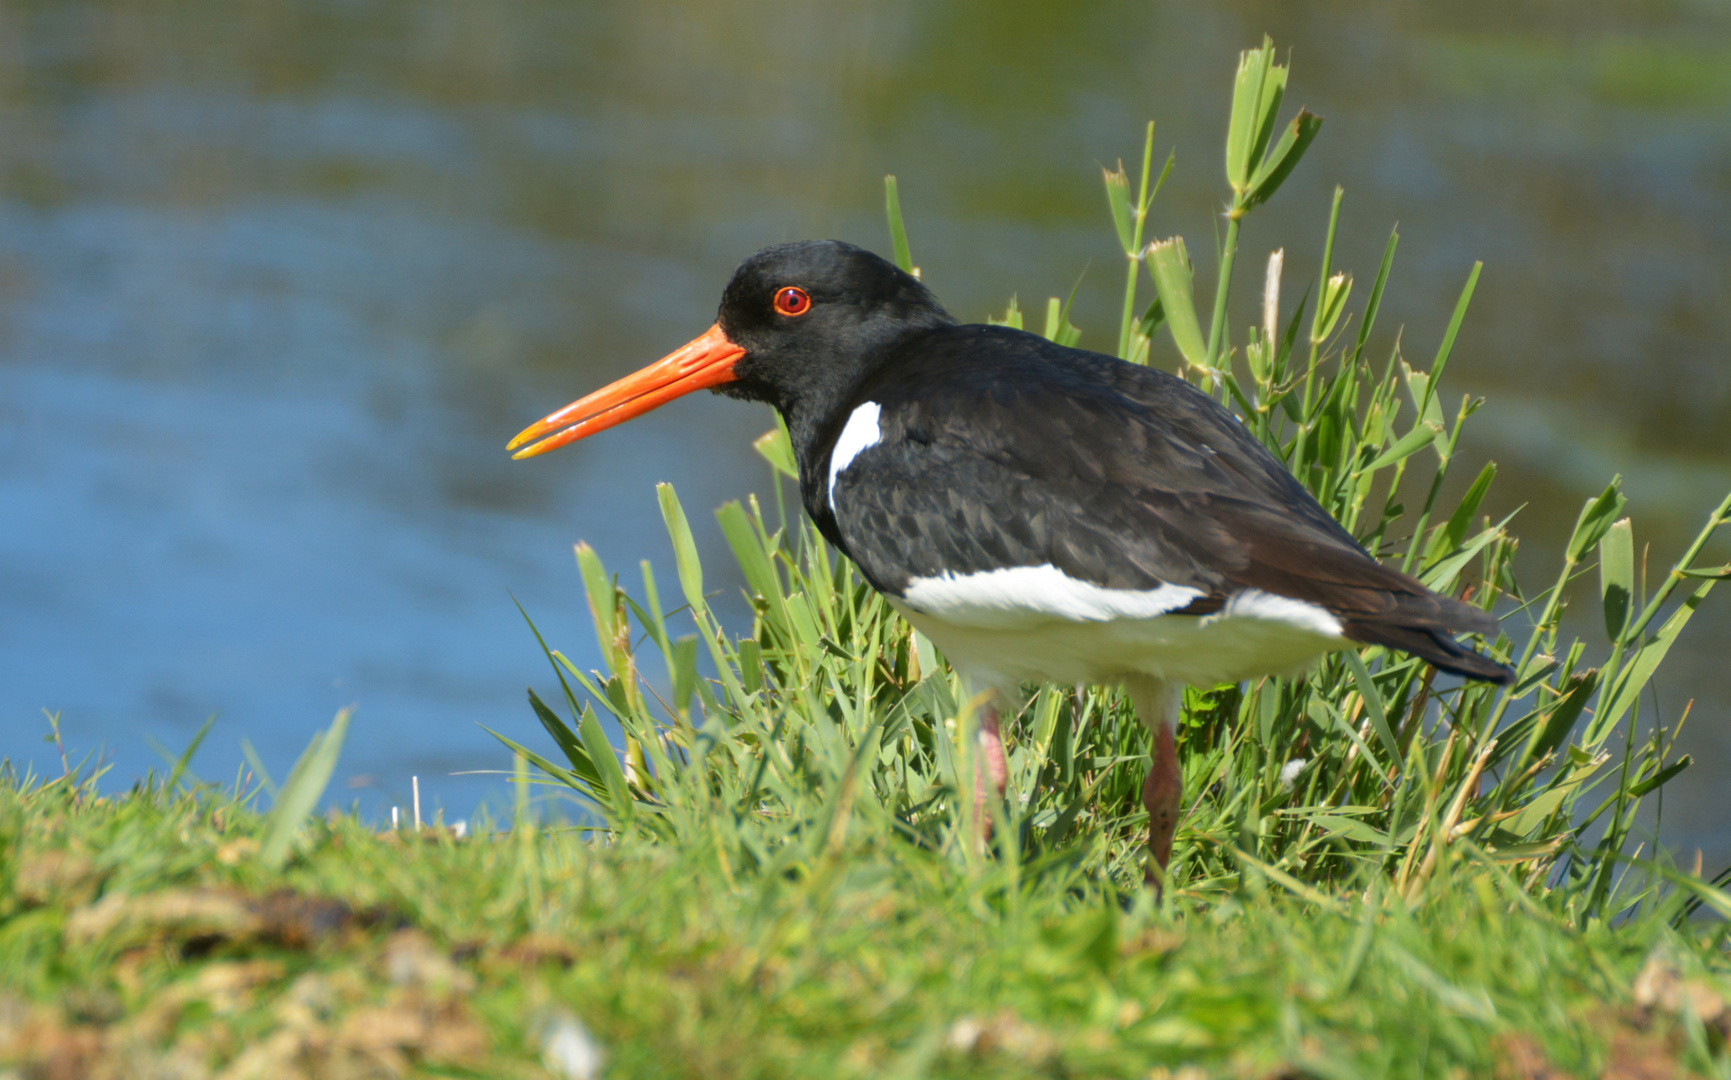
<box><xmin>510</xmin><ymin>39</ymin><xmax>1728</xmax><ymax>920</ymax></box>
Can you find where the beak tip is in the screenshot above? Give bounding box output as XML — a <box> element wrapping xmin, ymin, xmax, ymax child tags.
<box><xmin>506</xmin><ymin>426</ymin><xmax>545</xmax><ymax>454</ymax></box>
<box><xmin>506</xmin><ymin>322</ymin><xmax>742</xmax><ymax>464</ymax></box>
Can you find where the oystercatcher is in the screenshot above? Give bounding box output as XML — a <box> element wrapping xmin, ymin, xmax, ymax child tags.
<box><xmin>510</xmin><ymin>240</ymin><xmax>1510</xmax><ymax>881</ymax></box>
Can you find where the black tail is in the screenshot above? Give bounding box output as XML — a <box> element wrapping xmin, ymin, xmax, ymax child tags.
<box><xmin>1341</xmin><ymin>618</ymin><xmax>1513</xmax><ymax>684</ymax></box>
<box><xmin>1208</xmin><ymin>505</ymin><xmax>1514</xmax><ymax>684</ymax></box>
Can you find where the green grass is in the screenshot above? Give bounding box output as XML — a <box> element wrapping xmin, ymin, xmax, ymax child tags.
<box><xmin>5</xmin><ymin>36</ymin><xmax>1731</xmax><ymax>1080</ymax></box>
<box><xmin>2</xmin><ymin>769</ymin><xmax>1729</xmax><ymax>1079</ymax></box>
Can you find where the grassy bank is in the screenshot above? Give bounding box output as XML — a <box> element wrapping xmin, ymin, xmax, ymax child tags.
<box><xmin>6</xmin><ymin>36</ymin><xmax>1731</xmax><ymax>1080</ymax></box>
<box><xmin>2</xmin><ymin>770</ymin><xmax>1729</xmax><ymax>1079</ymax></box>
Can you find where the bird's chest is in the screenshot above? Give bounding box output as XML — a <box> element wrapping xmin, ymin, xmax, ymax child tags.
<box><xmin>797</xmin><ymin>398</ymin><xmax>896</xmax><ymax>551</ymax></box>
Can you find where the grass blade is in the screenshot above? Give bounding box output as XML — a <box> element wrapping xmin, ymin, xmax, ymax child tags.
<box><xmin>1243</xmin><ymin>109</ymin><xmax>1322</xmax><ymax>210</ymax></box>
<box><xmin>260</xmin><ymin>707</ymin><xmax>351</xmax><ymax>869</ymax></box>
<box><xmin>165</xmin><ymin>713</ymin><xmax>217</xmax><ymax>794</ymax></box>
<box><xmin>1147</xmin><ymin>237</ymin><xmax>1208</xmax><ymax>367</ymax></box>
<box><xmin>1103</xmin><ymin>162</ymin><xmax>1134</xmax><ymax>256</ymax></box>
<box><xmin>239</xmin><ymin>738</ymin><xmax>277</xmax><ymax>800</ymax></box>
<box><xmin>1599</xmin><ymin>518</ymin><xmax>1634</xmax><ymax>642</ymax></box>
<box><xmin>885</xmin><ymin>175</ymin><xmax>914</xmax><ymax>274</ymax></box>
<box><xmin>1342</xmin><ymin>650</ymin><xmax>1399</xmax><ymax>764</ymax></box>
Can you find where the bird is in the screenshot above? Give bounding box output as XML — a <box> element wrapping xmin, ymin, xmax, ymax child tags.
<box><xmin>508</xmin><ymin>239</ymin><xmax>1511</xmax><ymax>884</ymax></box>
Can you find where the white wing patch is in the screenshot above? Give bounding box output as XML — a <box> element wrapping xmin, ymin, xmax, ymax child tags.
<box><xmin>1212</xmin><ymin>589</ymin><xmax>1344</xmax><ymax>638</ymax></box>
<box><xmin>900</xmin><ymin>564</ymin><xmax>1205</xmax><ymax>630</ymax></box>
<box><xmin>827</xmin><ymin>401</ymin><xmax>882</xmax><ymax>513</ymax></box>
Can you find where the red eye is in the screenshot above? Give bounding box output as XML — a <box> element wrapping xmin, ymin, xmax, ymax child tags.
<box><xmin>773</xmin><ymin>286</ymin><xmax>811</xmax><ymax>317</ymax></box>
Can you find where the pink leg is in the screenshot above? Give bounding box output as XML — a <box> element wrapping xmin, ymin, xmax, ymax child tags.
<box><xmin>1127</xmin><ymin>678</ymin><xmax>1182</xmax><ymax>889</ymax></box>
<box><xmin>1142</xmin><ymin>719</ymin><xmax>1181</xmax><ymax>885</ymax></box>
<box><xmin>972</xmin><ymin>702</ymin><xmax>1009</xmax><ymax>844</ymax></box>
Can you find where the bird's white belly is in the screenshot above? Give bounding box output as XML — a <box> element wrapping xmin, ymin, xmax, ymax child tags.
<box><xmin>889</xmin><ymin>598</ymin><xmax>1348</xmax><ymax>694</ymax></box>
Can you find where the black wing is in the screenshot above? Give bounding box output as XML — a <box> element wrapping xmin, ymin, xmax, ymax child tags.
<box><xmin>822</xmin><ymin>325</ymin><xmax>1509</xmax><ymax>683</ymax></box>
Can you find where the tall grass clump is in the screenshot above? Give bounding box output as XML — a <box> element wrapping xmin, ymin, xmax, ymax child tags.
<box><xmin>503</xmin><ymin>38</ymin><xmax>1731</xmax><ymax>920</ymax></box>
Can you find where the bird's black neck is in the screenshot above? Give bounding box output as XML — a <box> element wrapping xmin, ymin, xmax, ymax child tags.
<box><xmin>779</xmin><ymin>323</ymin><xmax>945</xmax><ymax>546</ymax></box>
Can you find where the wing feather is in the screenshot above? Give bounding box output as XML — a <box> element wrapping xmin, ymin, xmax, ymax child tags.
<box><xmin>823</xmin><ymin>325</ymin><xmax>1506</xmax><ymax>682</ymax></box>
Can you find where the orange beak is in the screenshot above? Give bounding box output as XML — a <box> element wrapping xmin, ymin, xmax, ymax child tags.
<box><xmin>507</xmin><ymin>323</ymin><xmax>746</xmax><ymax>459</ymax></box>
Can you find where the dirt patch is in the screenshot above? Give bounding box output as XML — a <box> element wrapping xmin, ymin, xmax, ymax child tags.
<box><xmin>1632</xmin><ymin>950</ymin><xmax>1729</xmax><ymax>1038</ymax></box>
<box><xmin>12</xmin><ymin>850</ymin><xmax>105</xmax><ymax>909</ymax></box>
<box><xmin>944</xmin><ymin>1010</ymin><xmax>1058</xmax><ymax>1062</ymax></box>
<box><xmin>1493</xmin><ymin>1032</ymin><xmax>1573</xmax><ymax>1080</ymax></box>
<box><xmin>495</xmin><ymin>932</ymin><xmax>582</xmax><ymax>968</ymax></box>
<box><xmin>65</xmin><ymin>887</ymin><xmax>388</xmax><ymax>954</ymax></box>
<box><xmin>2</xmin><ymin>924</ymin><xmax>488</xmax><ymax>1079</ymax></box>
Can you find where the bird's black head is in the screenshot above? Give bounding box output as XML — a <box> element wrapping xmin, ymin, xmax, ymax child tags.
<box><xmin>713</xmin><ymin>240</ymin><xmax>952</xmax><ymax>420</ymax></box>
<box><xmin>506</xmin><ymin>239</ymin><xmax>949</xmax><ymax>460</ymax></box>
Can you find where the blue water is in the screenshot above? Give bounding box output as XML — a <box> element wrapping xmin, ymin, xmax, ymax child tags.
<box><xmin>2</xmin><ymin>1</ymin><xmax>1728</xmax><ymax>862</ymax></box>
